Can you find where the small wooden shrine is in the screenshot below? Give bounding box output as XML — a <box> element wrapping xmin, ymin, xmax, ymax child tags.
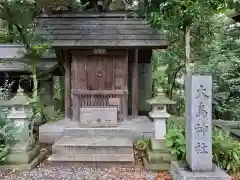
<box><xmin>37</xmin><ymin>11</ymin><xmax>168</xmax><ymax>121</ymax></box>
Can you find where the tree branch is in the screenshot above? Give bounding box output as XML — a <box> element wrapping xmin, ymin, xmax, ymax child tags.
<box><xmin>14</xmin><ymin>24</ymin><xmax>30</xmax><ymax>50</ymax></box>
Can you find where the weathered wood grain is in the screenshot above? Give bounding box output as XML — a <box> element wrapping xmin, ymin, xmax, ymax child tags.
<box><xmin>43</xmin><ymin>20</ymin><xmax>149</xmax><ymax>25</ymax></box>
<box><xmin>41</xmin><ymin>29</ymin><xmax>159</xmax><ymax>35</ymax></box>
<box><xmin>37</xmin><ymin>12</ymin><xmax>168</xmax><ymax>48</ymax></box>
<box><xmin>71</xmin><ymin>50</ymin><xmax>128</xmax><ymax>122</ymax></box>
<box><xmin>43</xmin><ymin>34</ymin><xmax>166</xmax><ymax>40</ymax></box>
<box><xmin>48</xmin><ymin>39</ymin><xmax>168</xmax><ymax>47</ymax></box>
<box><xmin>43</xmin><ymin>24</ymin><xmax>151</xmax><ymax>30</ymax></box>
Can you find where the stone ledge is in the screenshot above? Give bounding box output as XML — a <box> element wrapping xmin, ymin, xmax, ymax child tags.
<box><xmin>39</xmin><ymin>131</ymin><xmax>64</xmax><ymax>144</ymax></box>
<box><xmin>170</xmin><ymin>161</ymin><xmax>231</xmax><ymax>180</ymax></box>
<box><xmin>39</xmin><ymin>117</ymin><xmax>154</xmax><ymax>144</ymax></box>
<box><xmin>143</xmin><ymin>157</ymin><xmax>170</xmax><ymax>171</ymax></box>
<box><xmin>0</xmin><ymin>151</ymin><xmax>46</xmax><ymax>171</ymax></box>
<box><xmin>39</xmin><ymin>122</ymin><xmax>66</xmax><ymax>144</ymax></box>
<box><xmin>54</xmin><ymin>136</ymin><xmax>133</xmax><ymax>147</ymax></box>
<box><xmin>146</xmin><ymin>148</ymin><xmax>175</xmax><ymax>164</ymax></box>
<box><xmin>48</xmin><ymin>153</ymin><xmax>134</xmax><ymax>162</ymax></box>
<box><xmin>6</xmin><ymin>145</ymin><xmax>40</xmax><ymax>164</ymax></box>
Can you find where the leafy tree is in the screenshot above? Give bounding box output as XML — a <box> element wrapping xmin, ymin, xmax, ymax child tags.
<box><xmin>195</xmin><ymin>16</ymin><xmax>240</xmax><ymax>120</ymax></box>
<box><xmin>144</xmin><ymin>0</ymin><xmax>240</xmax><ymax>118</ymax></box>
<box><xmin>0</xmin><ymin>0</ymin><xmax>50</xmax><ymax>126</ymax></box>
<box><xmin>0</xmin><ymin>0</ymin><xmax>35</xmax><ymax>47</ymax></box>
<box><xmin>146</xmin><ymin>0</ymin><xmax>238</xmax><ymax>73</ymax></box>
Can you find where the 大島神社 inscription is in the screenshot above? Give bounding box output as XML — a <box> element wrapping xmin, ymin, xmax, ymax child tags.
<box><xmin>186</xmin><ymin>75</ymin><xmax>212</xmax><ymax>172</ymax></box>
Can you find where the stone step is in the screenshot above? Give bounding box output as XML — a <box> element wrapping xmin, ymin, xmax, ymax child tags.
<box><xmin>48</xmin><ymin>153</ymin><xmax>134</xmax><ymax>163</ymax></box>
<box><xmin>52</xmin><ymin>136</ymin><xmax>133</xmax><ymax>155</ymax></box>
<box><xmin>64</xmin><ymin>127</ymin><xmax>132</xmax><ymax>139</ymax></box>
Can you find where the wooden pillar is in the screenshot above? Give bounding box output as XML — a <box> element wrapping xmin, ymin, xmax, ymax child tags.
<box><xmin>132</xmin><ymin>49</ymin><xmax>138</xmax><ymax>117</ymax></box>
<box><xmin>63</xmin><ymin>50</ymin><xmax>71</xmax><ymax>120</ymax></box>
<box><xmin>122</xmin><ymin>52</ymin><xmax>128</xmax><ymax>120</ymax></box>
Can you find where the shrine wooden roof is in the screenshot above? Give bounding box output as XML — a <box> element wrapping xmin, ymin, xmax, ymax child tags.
<box><xmin>0</xmin><ymin>59</ymin><xmax>58</xmax><ymax>72</ymax></box>
<box><xmin>37</xmin><ymin>12</ymin><xmax>168</xmax><ymax>48</ymax></box>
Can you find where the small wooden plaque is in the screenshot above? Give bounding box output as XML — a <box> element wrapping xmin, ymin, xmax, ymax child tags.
<box><xmin>93</xmin><ymin>49</ymin><xmax>106</xmax><ymax>54</ymax></box>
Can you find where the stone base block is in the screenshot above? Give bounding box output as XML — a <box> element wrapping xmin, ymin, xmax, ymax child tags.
<box><xmin>79</xmin><ymin>107</ymin><xmax>118</xmax><ymax>127</ymax></box>
<box><xmin>52</xmin><ymin>136</ymin><xmax>133</xmax><ymax>155</ymax></box>
<box><xmin>149</xmin><ymin>138</ymin><xmax>168</xmax><ymax>152</ymax></box>
<box><xmin>143</xmin><ymin>157</ymin><xmax>170</xmax><ymax>171</ymax></box>
<box><xmin>48</xmin><ymin>153</ymin><xmax>134</xmax><ymax>163</ymax></box>
<box><xmin>6</xmin><ymin>144</ymin><xmax>40</xmax><ymax>164</ymax></box>
<box><xmin>146</xmin><ymin>148</ymin><xmax>176</xmax><ymax>164</ymax></box>
<box><xmin>39</xmin><ymin>117</ymin><xmax>154</xmax><ymax>145</ymax></box>
<box><xmin>0</xmin><ymin>151</ymin><xmax>46</xmax><ymax>171</ymax></box>
<box><xmin>64</xmin><ymin>127</ymin><xmax>132</xmax><ymax>139</ymax></box>
<box><xmin>39</xmin><ymin>120</ymin><xmax>67</xmax><ymax>144</ymax></box>
<box><xmin>48</xmin><ymin>161</ymin><xmax>135</xmax><ymax>168</ymax></box>
<box><xmin>170</xmin><ymin>161</ymin><xmax>232</xmax><ymax>180</ymax></box>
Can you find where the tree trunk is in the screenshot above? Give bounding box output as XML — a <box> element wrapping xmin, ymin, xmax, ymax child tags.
<box><xmin>184</xmin><ymin>25</ymin><xmax>191</xmax><ymax>74</ymax></box>
<box><xmin>31</xmin><ymin>62</ymin><xmax>38</xmax><ymax>100</ymax></box>
<box><xmin>184</xmin><ymin>24</ymin><xmax>191</xmax><ymax>120</ymax></box>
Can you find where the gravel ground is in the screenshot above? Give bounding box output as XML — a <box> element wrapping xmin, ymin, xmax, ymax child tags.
<box><xmin>0</xmin><ymin>163</ymin><xmax>158</xmax><ymax>180</ymax></box>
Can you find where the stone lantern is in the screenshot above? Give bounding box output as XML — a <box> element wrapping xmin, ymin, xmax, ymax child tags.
<box><xmin>143</xmin><ymin>87</ymin><xmax>176</xmax><ymax>171</ymax></box>
<box><xmin>0</xmin><ymin>88</ymin><xmax>41</xmax><ymax>169</ymax></box>
<box><xmin>2</xmin><ymin>87</ymin><xmax>34</xmax><ymax>146</ymax></box>
<box><xmin>146</xmin><ymin>88</ymin><xmax>176</xmax><ymax>141</ymax></box>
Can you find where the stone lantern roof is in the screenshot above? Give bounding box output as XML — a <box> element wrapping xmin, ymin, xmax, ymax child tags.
<box><xmin>146</xmin><ymin>88</ymin><xmax>176</xmax><ymax>105</ymax></box>
<box><xmin>2</xmin><ymin>88</ymin><xmax>31</xmax><ymax>106</ymax></box>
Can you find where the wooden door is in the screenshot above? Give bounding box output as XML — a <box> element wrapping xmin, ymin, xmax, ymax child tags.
<box><xmin>71</xmin><ymin>50</ymin><xmax>128</xmax><ymax>121</ymax></box>
<box><xmin>86</xmin><ymin>55</ymin><xmax>115</xmax><ymax>90</ymax></box>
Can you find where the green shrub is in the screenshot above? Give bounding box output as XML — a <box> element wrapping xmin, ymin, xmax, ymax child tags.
<box><xmin>134</xmin><ymin>138</ymin><xmax>150</xmax><ymax>150</ymax></box>
<box><xmin>0</xmin><ymin>116</ymin><xmax>18</xmax><ymax>164</ymax></box>
<box><xmin>212</xmin><ymin>128</ymin><xmax>240</xmax><ymax>173</ymax></box>
<box><xmin>165</xmin><ymin>121</ymin><xmax>240</xmax><ymax>173</ymax></box>
<box><xmin>167</xmin><ymin>116</ymin><xmax>185</xmax><ymax>129</ymax></box>
<box><xmin>165</xmin><ymin>124</ymin><xmax>186</xmax><ymax>162</ymax></box>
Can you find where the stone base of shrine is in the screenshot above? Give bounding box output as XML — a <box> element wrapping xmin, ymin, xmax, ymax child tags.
<box><xmin>143</xmin><ymin>157</ymin><xmax>171</xmax><ymax>171</ymax></box>
<box><xmin>5</xmin><ymin>144</ymin><xmax>41</xmax><ymax>164</ymax></box>
<box><xmin>0</xmin><ymin>151</ymin><xmax>46</xmax><ymax>171</ymax></box>
<box><xmin>39</xmin><ymin>116</ymin><xmax>153</xmax><ymax>145</ymax></box>
<box><xmin>170</xmin><ymin>161</ymin><xmax>231</xmax><ymax>180</ymax></box>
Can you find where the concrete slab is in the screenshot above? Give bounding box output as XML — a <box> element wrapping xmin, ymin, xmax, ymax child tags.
<box><xmin>0</xmin><ymin>151</ymin><xmax>46</xmax><ymax>171</ymax></box>
<box><xmin>63</xmin><ymin>127</ymin><xmax>132</xmax><ymax>140</ymax></box>
<box><xmin>146</xmin><ymin>148</ymin><xmax>174</xmax><ymax>164</ymax></box>
<box><xmin>48</xmin><ymin>153</ymin><xmax>134</xmax><ymax>162</ymax></box>
<box><xmin>52</xmin><ymin>145</ymin><xmax>133</xmax><ymax>155</ymax></box>
<box><xmin>54</xmin><ymin>136</ymin><xmax>132</xmax><ymax>147</ymax></box>
<box><xmin>6</xmin><ymin>144</ymin><xmax>40</xmax><ymax>164</ymax></box>
<box><xmin>170</xmin><ymin>161</ymin><xmax>231</xmax><ymax>180</ymax></box>
<box><xmin>39</xmin><ymin>116</ymin><xmax>153</xmax><ymax>144</ymax></box>
<box><xmin>143</xmin><ymin>157</ymin><xmax>170</xmax><ymax>171</ymax></box>
<box><xmin>52</xmin><ymin>136</ymin><xmax>133</xmax><ymax>154</ymax></box>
